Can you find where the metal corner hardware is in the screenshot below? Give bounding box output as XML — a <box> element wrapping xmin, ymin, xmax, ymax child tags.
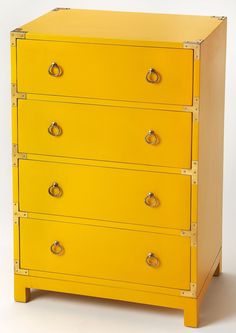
<box><xmin>12</xmin><ymin>83</ymin><xmax>26</xmax><ymax>107</ymax></box>
<box><xmin>12</xmin><ymin>144</ymin><xmax>27</xmax><ymax>167</ymax></box>
<box><xmin>184</xmin><ymin>39</ymin><xmax>203</xmax><ymax>45</ymax></box>
<box><xmin>181</xmin><ymin>161</ymin><xmax>198</xmax><ymax>185</ymax></box>
<box><xmin>14</xmin><ymin>260</ymin><xmax>29</xmax><ymax>276</ymax></box>
<box><xmin>52</xmin><ymin>7</ymin><xmax>71</xmax><ymax>11</ymax></box>
<box><xmin>14</xmin><ymin>204</ymin><xmax>28</xmax><ymax>274</ymax></box>
<box><xmin>183</xmin><ymin>97</ymin><xmax>199</xmax><ymax>121</ymax></box>
<box><xmin>180</xmin><ymin>223</ymin><xmax>197</xmax><ymax>247</ymax></box>
<box><xmin>180</xmin><ymin>283</ymin><xmax>197</xmax><ymax>298</ymax></box>
<box><xmin>183</xmin><ymin>40</ymin><xmax>202</xmax><ymax>60</ymax></box>
<box><xmin>11</xmin><ymin>28</ymin><xmax>27</xmax><ymax>47</ymax></box>
<box><xmin>13</xmin><ymin>203</ymin><xmax>27</xmax><ymax>225</ymax></box>
<box><xmin>211</xmin><ymin>16</ymin><xmax>226</xmax><ymax>20</ymax></box>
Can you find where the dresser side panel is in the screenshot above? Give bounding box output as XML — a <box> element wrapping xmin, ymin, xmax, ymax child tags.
<box><xmin>197</xmin><ymin>19</ymin><xmax>227</xmax><ymax>292</ymax></box>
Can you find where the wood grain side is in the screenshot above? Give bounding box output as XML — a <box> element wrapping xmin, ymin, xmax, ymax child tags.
<box><xmin>197</xmin><ymin>19</ymin><xmax>227</xmax><ymax>293</ymax></box>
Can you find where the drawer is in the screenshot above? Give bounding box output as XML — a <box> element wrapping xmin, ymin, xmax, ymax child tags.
<box><xmin>20</xmin><ymin>218</ymin><xmax>191</xmax><ymax>289</ymax></box>
<box><xmin>18</xmin><ymin>100</ymin><xmax>192</xmax><ymax>168</ymax></box>
<box><xmin>17</xmin><ymin>40</ymin><xmax>193</xmax><ymax>105</ymax></box>
<box><xmin>19</xmin><ymin>160</ymin><xmax>191</xmax><ymax>229</ymax></box>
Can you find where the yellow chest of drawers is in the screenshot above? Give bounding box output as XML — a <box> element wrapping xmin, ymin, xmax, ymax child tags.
<box><xmin>11</xmin><ymin>8</ymin><xmax>227</xmax><ymax>327</ymax></box>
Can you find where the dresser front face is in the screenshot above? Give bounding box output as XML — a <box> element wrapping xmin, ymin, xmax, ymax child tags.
<box><xmin>14</xmin><ymin>37</ymin><xmax>195</xmax><ymax>299</ymax></box>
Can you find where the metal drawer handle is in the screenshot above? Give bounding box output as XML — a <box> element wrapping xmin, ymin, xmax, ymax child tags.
<box><xmin>48</xmin><ymin>122</ymin><xmax>62</xmax><ymax>137</ymax></box>
<box><xmin>50</xmin><ymin>241</ymin><xmax>64</xmax><ymax>256</ymax></box>
<box><xmin>144</xmin><ymin>192</ymin><xmax>160</xmax><ymax>208</ymax></box>
<box><xmin>48</xmin><ymin>62</ymin><xmax>63</xmax><ymax>77</ymax></box>
<box><xmin>146</xmin><ymin>68</ymin><xmax>161</xmax><ymax>84</ymax></box>
<box><xmin>48</xmin><ymin>182</ymin><xmax>63</xmax><ymax>198</ymax></box>
<box><xmin>146</xmin><ymin>252</ymin><xmax>159</xmax><ymax>268</ymax></box>
<box><xmin>145</xmin><ymin>130</ymin><xmax>159</xmax><ymax>145</ymax></box>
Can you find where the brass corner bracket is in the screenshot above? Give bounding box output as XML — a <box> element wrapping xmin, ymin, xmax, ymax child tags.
<box><xmin>183</xmin><ymin>40</ymin><xmax>202</xmax><ymax>60</ymax></box>
<box><xmin>183</xmin><ymin>97</ymin><xmax>199</xmax><ymax>121</ymax></box>
<box><xmin>180</xmin><ymin>283</ymin><xmax>197</xmax><ymax>298</ymax></box>
<box><xmin>52</xmin><ymin>7</ymin><xmax>71</xmax><ymax>11</ymax></box>
<box><xmin>14</xmin><ymin>260</ymin><xmax>29</xmax><ymax>276</ymax></box>
<box><xmin>13</xmin><ymin>203</ymin><xmax>28</xmax><ymax>225</ymax></box>
<box><xmin>180</xmin><ymin>223</ymin><xmax>197</xmax><ymax>247</ymax></box>
<box><xmin>181</xmin><ymin>161</ymin><xmax>198</xmax><ymax>185</ymax></box>
<box><xmin>12</xmin><ymin>83</ymin><xmax>26</xmax><ymax>107</ymax></box>
<box><xmin>12</xmin><ymin>144</ymin><xmax>27</xmax><ymax>167</ymax></box>
<box><xmin>11</xmin><ymin>28</ymin><xmax>27</xmax><ymax>47</ymax></box>
<box><xmin>211</xmin><ymin>16</ymin><xmax>226</xmax><ymax>20</ymax></box>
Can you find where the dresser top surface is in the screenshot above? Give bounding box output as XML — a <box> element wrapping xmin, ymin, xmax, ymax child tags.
<box><xmin>17</xmin><ymin>8</ymin><xmax>225</xmax><ymax>47</ymax></box>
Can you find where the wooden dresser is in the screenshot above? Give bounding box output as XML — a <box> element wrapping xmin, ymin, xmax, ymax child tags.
<box><xmin>11</xmin><ymin>9</ymin><xmax>227</xmax><ymax>327</ymax></box>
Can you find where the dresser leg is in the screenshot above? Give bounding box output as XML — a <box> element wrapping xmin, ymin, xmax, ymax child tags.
<box><xmin>214</xmin><ymin>256</ymin><xmax>222</xmax><ymax>277</ymax></box>
<box><xmin>14</xmin><ymin>278</ymin><xmax>31</xmax><ymax>303</ymax></box>
<box><xmin>184</xmin><ymin>299</ymin><xmax>199</xmax><ymax>328</ymax></box>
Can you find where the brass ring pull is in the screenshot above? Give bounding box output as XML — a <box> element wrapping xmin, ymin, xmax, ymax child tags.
<box><xmin>50</xmin><ymin>241</ymin><xmax>64</xmax><ymax>256</ymax></box>
<box><xmin>145</xmin><ymin>130</ymin><xmax>159</xmax><ymax>145</ymax></box>
<box><xmin>144</xmin><ymin>192</ymin><xmax>160</xmax><ymax>208</ymax></box>
<box><xmin>48</xmin><ymin>62</ymin><xmax>63</xmax><ymax>77</ymax></box>
<box><xmin>48</xmin><ymin>182</ymin><xmax>63</xmax><ymax>198</ymax></box>
<box><xmin>146</xmin><ymin>252</ymin><xmax>159</xmax><ymax>268</ymax></box>
<box><xmin>146</xmin><ymin>68</ymin><xmax>161</xmax><ymax>84</ymax></box>
<box><xmin>48</xmin><ymin>122</ymin><xmax>63</xmax><ymax>137</ymax></box>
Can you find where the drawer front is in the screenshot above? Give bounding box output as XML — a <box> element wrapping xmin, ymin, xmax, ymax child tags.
<box><xmin>19</xmin><ymin>160</ymin><xmax>191</xmax><ymax>229</ymax></box>
<box><xmin>18</xmin><ymin>100</ymin><xmax>192</xmax><ymax>168</ymax></box>
<box><xmin>17</xmin><ymin>40</ymin><xmax>193</xmax><ymax>106</ymax></box>
<box><xmin>20</xmin><ymin>218</ymin><xmax>190</xmax><ymax>289</ymax></box>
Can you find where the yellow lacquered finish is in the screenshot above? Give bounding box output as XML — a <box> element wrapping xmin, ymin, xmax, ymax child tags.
<box><xmin>20</xmin><ymin>218</ymin><xmax>190</xmax><ymax>289</ymax></box>
<box><xmin>19</xmin><ymin>9</ymin><xmax>222</xmax><ymax>46</ymax></box>
<box><xmin>19</xmin><ymin>159</ymin><xmax>191</xmax><ymax>229</ymax></box>
<box><xmin>12</xmin><ymin>8</ymin><xmax>227</xmax><ymax>328</ymax></box>
<box><xmin>17</xmin><ymin>40</ymin><xmax>193</xmax><ymax>105</ymax></box>
<box><xmin>18</xmin><ymin>99</ymin><xmax>192</xmax><ymax>168</ymax></box>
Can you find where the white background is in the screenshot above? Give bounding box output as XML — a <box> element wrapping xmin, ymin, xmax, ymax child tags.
<box><xmin>0</xmin><ymin>1</ymin><xmax>236</xmax><ymax>332</ymax></box>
